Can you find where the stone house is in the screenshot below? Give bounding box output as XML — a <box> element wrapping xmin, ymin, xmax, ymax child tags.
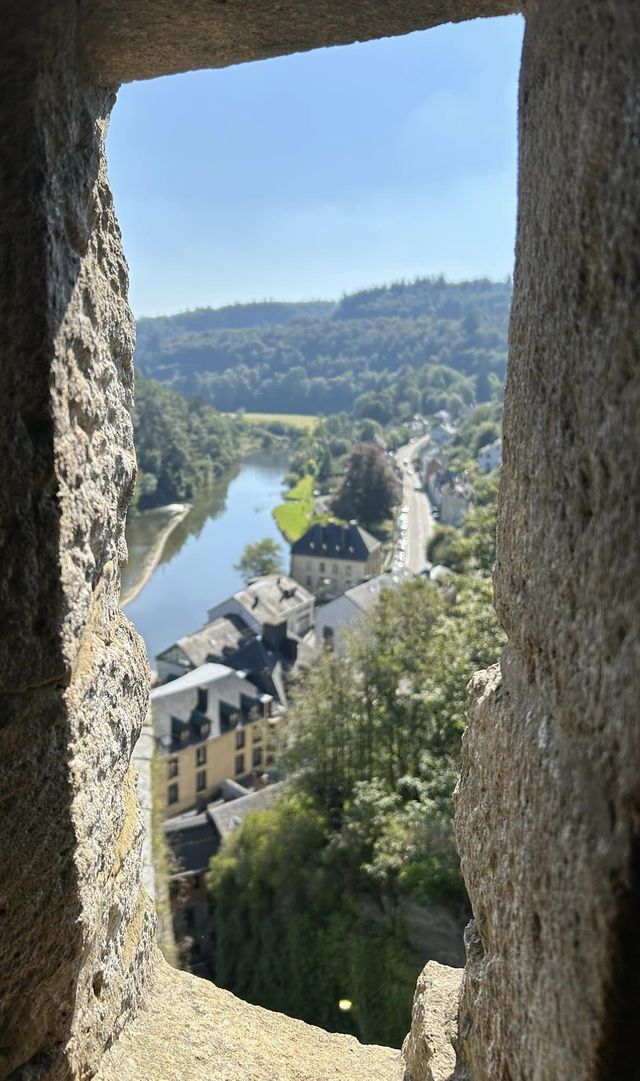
<box><xmin>152</xmin><ymin>663</ymin><xmax>275</xmax><ymax>816</ymax></box>
<box><xmin>290</xmin><ymin>521</ymin><xmax>383</xmax><ymax>598</ymax></box>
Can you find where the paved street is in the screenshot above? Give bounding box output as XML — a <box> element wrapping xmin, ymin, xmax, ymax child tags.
<box><xmin>392</xmin><ymin>434</ymin><xmax>434</xmax><ymax>575</ymax></box>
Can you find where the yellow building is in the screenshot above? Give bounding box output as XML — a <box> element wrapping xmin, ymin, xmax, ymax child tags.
<box><xmin>152</xmin><ymin>663</ymin><xmax>275</xmax><ymax>817</ymax></box>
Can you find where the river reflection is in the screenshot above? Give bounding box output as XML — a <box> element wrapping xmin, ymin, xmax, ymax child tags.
<box><xmin>122</xmin><ymin>451</ymin><xmax>289</xmax><ymax>661</ymax></box>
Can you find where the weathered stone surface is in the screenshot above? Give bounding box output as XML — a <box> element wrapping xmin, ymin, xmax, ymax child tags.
<box><xmin>0</xmin><ymin>3</ymin><xmax>154</xmax><ymax>1076</ymax></box>
<box><xmin>454</xmin><ymin>2</ymin><xmax>640</xmax><ymax>1079</ymax></box>
<box><xmin>402</xmin><ymin>962</ymin><xmax>461</xmax><ymax>1081</ymax></box>
<box><xmin>97</xmin><ymin>955</ymin><xmax>402</xmax><ymax>1081</ymax></box>
<box><xmin>81</xmin><ymin>0</ymin><xmax>520</xmax><ymax>85</ymax></box>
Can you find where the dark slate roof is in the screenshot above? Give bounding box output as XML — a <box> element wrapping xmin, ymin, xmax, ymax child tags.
<box><xmin>164</xmin><ymin>810</ymin><xmax>220</xmax><ymax>876</ymax></box>
<box><xmin>291</xmin><ymin>521</ymin><xmax>380</xmax><ymax>562</ymax></box>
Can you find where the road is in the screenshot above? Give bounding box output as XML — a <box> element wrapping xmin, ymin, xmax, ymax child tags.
<box><xmin>392</xmin><ymin>434</ymin><xmax>434</xmax><ymax>575</ymax></box>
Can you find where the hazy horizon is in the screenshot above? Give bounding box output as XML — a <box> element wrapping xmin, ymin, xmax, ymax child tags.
<box><xmin>135</xmin><ymin>270</ymin><xmax>513</xmax><ymax>321</ymax></box>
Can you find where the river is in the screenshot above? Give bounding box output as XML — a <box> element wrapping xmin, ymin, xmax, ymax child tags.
<box><xmin>121</xmin><ymin>451</ymin><xmax>289</xmax><ymax>660</ymax></box>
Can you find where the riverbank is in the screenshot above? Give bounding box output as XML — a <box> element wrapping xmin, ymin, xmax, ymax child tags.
<box><xmin>121</xmin><ymin>503</ymin><xmax>191</xmax><ymax>608</ymax></box>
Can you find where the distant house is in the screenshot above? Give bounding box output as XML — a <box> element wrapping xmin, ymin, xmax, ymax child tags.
<box><xmin>429</xmin><ymin>412</ymin><xmax>456</xmax><ymax>446</ymax></box>
<box><xmin>439</xmin><ymin>480</ymin><xmax>471</xmax><ymax>527</ymax></box>
<box><xmin>290</xmin><ymin>521</ymin><xmax>383</xmax><ymax>598</ymax></box>
<box><xmin>418</xmin><ymin>442</ymin><xmax>446</xmax><ymax>495</ymax></box>
<box><xmin>206</xmin><ymin>573</ymin><xmax>314</xmax><ymax>641</ymax></box>
<box><xmin>476</xmin><ymin>437</ymin><xmax>502</xmax><ymax>473</ymax></box>
<box><xmin>156</xmin><ymin>615</ymin><xmax>288</xmax><ymax>704</ymax></box>
<box><xmin>164</xmin><ymin>781</ymin><xmax>281</xmax><ymax>976</ymax></box>
<box><xmin>315</xmin><ymin>568</ymin><xmax>413</xmax><ymax>652</ymax></box>
<box><xmin>152</xmin><ymin>663</ymin><xmax>276</xmax><ymax>817</ymax></box>
<box><xmin>156</xmin><ymin>615</ymin><xmax>251</xmax><ymax>682</ymax></box>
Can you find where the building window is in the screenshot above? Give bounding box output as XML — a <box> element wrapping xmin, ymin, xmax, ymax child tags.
<box><xmin>196</xmin><ymin>745</ymin><xmax>206</xmax><ymax>767</ymax></box>
<box><xmin>196</xmin><ymin>686</ymin><xmax>208</xmax><ymax>713</ymax></box>
<box><xmin>235</xmin><ymin>753</ymin><xmax>245</xmax><ymax>776</ymax></box>
<box><xmin>196</xmin><ymin>770</ymin><xmax>207</xmax><ymax>793</ymax></box>
<box><xmin>253</xmin><ymin>723</ymin><xmax>262</xmax><ymax>743</ymax></box>
<box><xmin>235</xmin><ymin>728</ymin><xmax>245</xmax><ymax>750</ymax></box>
<box><xmin>319</xmin><ymin>561</ymin><xmax>325</xmax><ymax>573</ymax></box>
<box><xmin>168</xmin><ymin>783</ymin><xmax>179</xmax><ymax>805</ymax></box>
<box><xmin>306</xmin><ymin>574</ymin><xmax>312</xmax><ymax>587</ymax></box>
<box><xmin>253</xmin><ymin>747</ymin><xmax>263</xmax><ymax>768</ymax></box>
<box><xmin>168</xmin><ymin>759</ymin><xmax>178</xmax><ymax>779</ymax></box>
<box><xmin>332</xmin><ymin>563</ymin><xmax>338</xmax><ymax>575</ymax></box>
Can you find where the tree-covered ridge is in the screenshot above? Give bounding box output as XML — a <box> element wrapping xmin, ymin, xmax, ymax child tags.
<box><xmin>135</xmin><ymin>277</ymin><xmax>511</xmax><ymax>419</ymax></box>
<box><xmin>131</xmin><ymin>372</ymin><xmax>242</xmax><ymax>510</ymax></box>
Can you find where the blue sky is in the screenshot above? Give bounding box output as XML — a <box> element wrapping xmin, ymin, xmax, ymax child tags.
<box><xmin>107</xmin><ymin>15</ymin><xmax>523</xmax><ymax>317</ymax></box>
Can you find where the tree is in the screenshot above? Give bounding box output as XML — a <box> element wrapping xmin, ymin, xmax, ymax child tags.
<box><xmin>234</xmin><ymin>538</ymin><xmax>283</xmax><ymax>581</ymax></box>
<box><xmin>332</xmin><ymin>443</ymin><xmax>400</xmax><ymax>529</ymax></box>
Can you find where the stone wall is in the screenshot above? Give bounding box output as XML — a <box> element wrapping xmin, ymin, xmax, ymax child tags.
<box><xmin>0</xmin><ymin>4</ymin><xmax>154</xmax><ymax>1077</ymax></box>
<box><xmin>454</xmin><ymin>2</ymin><xmax>640</xmax><ymax>1079</ymax></box>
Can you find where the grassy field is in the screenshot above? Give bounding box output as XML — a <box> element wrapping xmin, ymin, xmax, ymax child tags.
<box><xmin>228</xmin><ymin>411</ymin><xmax>318</xmax><ymax>431</ymax></box>
<box><xmin>273</xmin><ymin>473</ymin><xmax>325</xmax><ymax>541</ymax></box>
<box><xmin>273</xmin><ymin>500</ymin><xmax>315</xmax><ymax>542</ymax></box>
<box><xmin>285</xmin><ymin>474</ymin><xmax>314</xmax><ymax>501</ymax></box>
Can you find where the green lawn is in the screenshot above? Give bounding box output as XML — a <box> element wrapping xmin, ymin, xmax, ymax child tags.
<box><xmin>227</xmin><ymin>411</ymin><xmax>318</xmax><ymax>431</ymax></box>
<box><xmin>273</xmin><ymin>499</ymin><xmax>316</xmax><ymax>542</ymax></box>
<box><xmin>285</xmin><ymin>474</ymin><xmax>314</xmax><ymax>501</ymax></box>
<box><xmin>273</xmin><ymin>473</ymin><xmax>326</xmax><ymax>542</ymax></box>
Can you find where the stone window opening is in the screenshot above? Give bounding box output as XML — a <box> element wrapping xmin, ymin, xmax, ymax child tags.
<box><xmin>5</xmin><ymin>7</ymin><xmax>636</xmax><ymax>1081</ymax></box>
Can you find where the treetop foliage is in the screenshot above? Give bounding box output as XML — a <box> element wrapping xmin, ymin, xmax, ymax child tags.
<box><xmin>135</xmin><ymin>277</ymin><xmax>510</xmax><ymax>419</ymax></box>
<box><xmin>234</xmin><ymin>538</ymin><xmax>283</xmax><ymax>582</ymax></box>
<box><xmin>332</xmin><ymin>442</ymin><xmax>401</xmax><ymax>529</ymax></box>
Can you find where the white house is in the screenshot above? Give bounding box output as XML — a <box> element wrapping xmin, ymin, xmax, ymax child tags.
<box><xmin>476</xmin><ymin>437</ymin><xmax>502</xmax><ymax>473</ymax></box>
<box><xmin>315</xmin><ymin>568</ymin><xmax>413</xmax><ymax>652</ymax></box>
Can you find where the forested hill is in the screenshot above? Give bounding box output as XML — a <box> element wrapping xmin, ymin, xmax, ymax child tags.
<box><xmin>135</xmin><ymin>277</ymin><xmax>511</xmax><ymax>421</ymax></box>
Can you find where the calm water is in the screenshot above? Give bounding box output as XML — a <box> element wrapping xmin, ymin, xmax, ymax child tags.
<box><xmin>123</xmin><ymin>452</ymin><xmax>289</xmax><ymax>660</ymax></box>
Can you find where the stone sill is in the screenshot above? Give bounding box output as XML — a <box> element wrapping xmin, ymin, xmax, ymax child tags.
<box><xmin>97</xmin><ymin>953</ymin><xmax>403</xmax><ymax>1081</ymax></box>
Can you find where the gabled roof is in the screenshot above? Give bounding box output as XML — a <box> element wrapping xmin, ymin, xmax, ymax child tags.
<box><xmin>151</xmin><ymin>662</ymin><xmax>237</xmax><ymax>701</ymax></box>
<box><xmin>229</xmin><ymin>574</ymin><xmax>313</xmax><ymax>626</ymax></box>
<box><xmin>156</xmin><ymin>614</ymin><xmax>250</xmax><ymax>668</ymax></box>
<box><xmin>291</xmin><ymin>521</ymin><xmax>380</xmax><ymax>561</ymax></box>
<box><xmin>345</xmin><ymin>568</ymin><xmax>413</xmax><ymax>613</ymax></box>
<box><xmin>209</xmin><ymin>784</ymin><xmax>282</xmax><ymax>840</ymax></box>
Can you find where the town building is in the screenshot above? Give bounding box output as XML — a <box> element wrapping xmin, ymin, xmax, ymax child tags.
<box><xmin>290</xmin><ymin>521</ymin><xmax>383</xmax><ymax>598</ymax></box>
<box><xmin>476</xmin><ymin>437</ymin><xmax>502</xmax><ymax>472</ymax></box>
<box><xmin>315</xmin><ymin>568</ymin><xmax>413</xmax><ymax>652</ymax></box>
<box><xmin>429</xmin><ymin>411</ymin><xmax>456</xmax><ymax>446</ymax></box>
<box><xmin>156</xmin><ymin>615</ymin><xmax>251</xmax><ymax>682</ymax></box>
<box><xmin>156</xmin><ymin>615</ymin><xmax>289</xmax><ymax>704</ymax></box>
<box><xmin>164</xmin><ymin>781</ymin><xmax>281</xmax><ymax>976</ymax></box>
<box><xmin>439</xmin><ymin>479</ymin><xmax>471</xmax><ymax>527</ymax></box>
<box><xmin>152</xmin><ymin>663</ymin><xmax>276</xmax><ymax>817</ymax></box>
<box><xmin>206</xmin><ymin>573</ymin><xmax>314</xmax><ymax>641</ymax></box>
